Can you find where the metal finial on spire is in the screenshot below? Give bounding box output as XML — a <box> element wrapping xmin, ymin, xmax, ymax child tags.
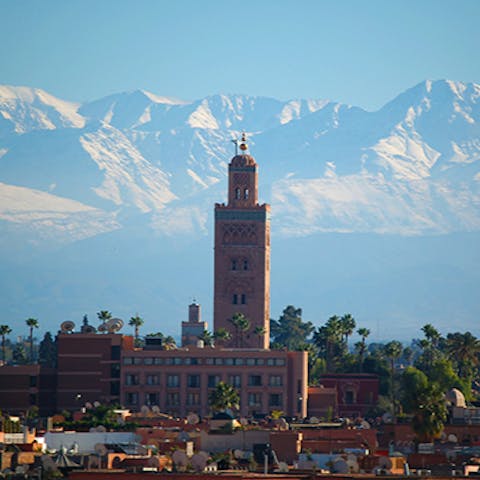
<box><xmin>239</xmin><ymin>132</ymin><xmax>248</xmax><ymax>152</ymax></box>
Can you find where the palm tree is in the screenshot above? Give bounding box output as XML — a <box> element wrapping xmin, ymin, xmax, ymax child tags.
<box><xmin>229</xmin><ymin>313</ymin><xmax>250</xmax><ymax>348</ymax></box>
<box><xmin>254</xmin><ymin>325</ymin><xmax>266</xmax><ymax>343</ymax></box>
<box><xmin>208</xmin><ymin>381</ymin><xmax>240</xmax><ymax>413</ymax></box>
<box><xmin>445</xmin><ymin>331</ymin><xmax>480</xmax><ymax>380</ymax></box>
<box><xmin>214</xmin><ymin>328</ymin><xmax>231</xmax><ymax>346</ymax></box>
<box><xmin>163</xmin><ymin>336</ymin><xmax>177</xmax><ymax>350</ymax></box>
<box><xmin>128</xmin><ymin>314</ymin><xmax>144</xmax><ymax>342</ymax></box>
<box><xmin>0</xmin><ymin>324</ymin><xmax>12</xmax><ymax>364</ymax></box>
<box><xmin>383</xmin><ymin>340</ymin><xmax>403</xmax><ymax>416</ymax></box>
<box><xmin>199</xmin><ymin>330</ymin><xmax>214</xmax><ymax>347</ymax></box>
<box><xmin>25</xmin><ymin>318</ymin><xmax>39</xmax><ymax>363</ymax></box>
<box><xmin>412</xmin><ymin>383</ymin><xmax>447</xmax><ymax>442</ymax></box>
<box><xmin>97</xmin><ymin>310</ymin><xmax>112</xmax><ymax>332</ymax></box>
<box><xmin>356</xmin><ymin>327</ymin><xmax>370</xmax><ymax>372</ymax></box>
<box><xmin>340</xmin><ymin>314</ymin><xmax>356</xmax><ymax>347</ymax></box>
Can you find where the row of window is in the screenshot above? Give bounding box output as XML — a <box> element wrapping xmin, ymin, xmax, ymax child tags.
<box><xmin>123</xmin><ymin>357</ymin><xmax>286</xmax><ymax>367</ymax></box>
<box><xmin>125</xmin><ymin>373</ymin><xmax>283</xmax><ymax>388</ymax></box>
<box><xmin>234</xmin><ymin>187</ymin><xmax>249</xmax><ymax>200</ymax></box>
<box><xmin>125</xmin><ymin>391</ymin><xmax>282</xmax><ymax>408</ymax></box>
<box><xmin>231</xmin><ymin>259</ymin><xmax>249</xmax><ymax>271</ymax></box>
<box><xmin>232</xmin><ymin>293</ymin><xmax>246</xmax><ymax>304</ymax></box>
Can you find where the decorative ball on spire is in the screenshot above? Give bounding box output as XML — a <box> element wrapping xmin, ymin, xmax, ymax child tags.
<box><xmin>239</xmin><ymin>132</ymin><xmax>248</xmax><ymax>151</ymax></box>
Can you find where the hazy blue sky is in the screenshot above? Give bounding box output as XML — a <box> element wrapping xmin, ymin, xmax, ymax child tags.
<box><xmin>1</xmin><ymin>0</ymin><xmax>479</xmax><ymax>110</ymax></box>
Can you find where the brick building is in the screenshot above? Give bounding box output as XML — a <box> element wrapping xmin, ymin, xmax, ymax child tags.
<box><xmin>213</xmin><ymin>135</ymin><xmax>270</xmax><ymax>349</ymax></box>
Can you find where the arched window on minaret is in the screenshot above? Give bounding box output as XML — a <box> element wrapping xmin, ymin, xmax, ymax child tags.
<box><xmin>235</xmin><ymin>188</ymin><xmax>241</xmax><ymax>200</ymax></box>
<box><xmin>244</xmin><ymin>188</ymin><xmax>249</xmax><ymax>200</ymax></box>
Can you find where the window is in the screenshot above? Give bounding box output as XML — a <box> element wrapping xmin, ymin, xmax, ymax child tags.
<box><xmin>235</xmin><ymin>187</ymin><xmax>241</xmax><ymax>199</ymax></box>
<box><xmin>166</xmin><ymin>392</ymin><xmax>180</xmax><ymax>406</ymax></box>
<box><xmin>214</xmin><ymin>358</ymin><xmax>223</xmax><ymax>365</ymax></box>
<box><xmin>206</xmin><ymin>358</ymin><xmax>214</xmax><ymax>365</ymax></box>
<box><xmin>144</xmin><ymin>357</ymin><xmax>153</xmax><ymax>365</ymax></box>
<box><xmin>187</xmin><ymin>392</ymin><xmax>200</xmax><ymax>406</ymax></box>
<box><xmin>241</xmin><ymin>294</ymin><xmax>246</xmax><ymax>304</ymax></box>
<box><xmin>133</xmin><ymin>358</ymin><xmax>142</xmax><ymax>365</ymax></box>
<box><xmin>146</xmin><ymin>393</ymin><xmax>159</xmax><ymax>406</ymax></box>
<box><xmin>243</xmin><ymin>259</ymin><xmax>248</xmax><ymax>270</ymax></box>
<box><xmin>275</xmin><ymin>358</ymin><xmax>286</xmax><ymax>366</ymax></box>
<box><xmin>267</xmin><ymin>358</ymin><xmax>275</xmax><ymax>366</ymax></box>
<box><xmin>246</xmin><ymin>358</ymin><xmax>255</xmax><ymax>366</ymax></box>
<box><xmin>154</xmin><ymin>358</ymin><xmax>164</xmax><ymax>365</ymax></box>
<box><xmin>248</xmin><ymin>393</ymin><xmax>261</xmax><ymax>407</ymax></box>
<box><xmin>111</xmin><ymin>346</ymin><xmax>120</xmax><ymax>360</ymax></box>
<box><xmin>228</xmin><ymin>375</ymin><xmax>241</xmax><ymax>388</ymax></box>
<box><xmin>125</xmin><ymin>374</ymin><xmax>139</xmax><ymax>386</ymax></box>
<box><xmin>225</xmin><ymin>358</ymin><xmax>234</xmax><ymax>366</ymax></box>
<box><xmin>269</xmin><ymin>393</ymin><xmax>282</xmax><ymax>407</ymax></box>
<box><xmin>126</xmin><ymin>392</ymin><xmax>138</xmax><ymax>405</ymax></box>
<box><xmin>244</xmin><ymin>188</ymin><xmax>249</xmax><ymax>199</ymax></box>
<box><xmin>269</xmin><ymin>375</ymin><xmax>283</xmax><ymax>387</ymax></box>
<box><xmin>208</xmin><ymin>375</ymin><xmax>220</xmax><ymax>388</ymax></box>
<box><xmin>187</xmin><ymin>375</ymin><xmax>201</xmax><ymax>388</ymax></box>
<box><xmin>248</xmin><ymin>375</ymin><xmax>262</xmax><ymax>386</ymax></box>
<box><xmin>256</xmin><ymin>358</ymin><xmax>264</xmax><ymax>366</ymax></box>
<box><xmin>167</xmin><ymin>375</ymin><xmax>179</xmax><ymax>388</ymax></box>
<box><xmin>110</xmin><ymin>381</ymin><xmax>120</xmax><ymax>395</ymax></box>
<box><xmin>111</xmin><ymin>364</ymin><xmax>120</xmax><ymax>378</ymax></box>
<box><xmin>29</xmin><ymin>393</ymin><xmax>37</xmax><ymax>404</ymax></box>
<box><xmin>123</xmin><ymin>357</ymin><xmax>133</xmax><ymax>365</ymax></box>
<box><xmin>174</xmin><ymin>357</ymin><xmax>182</xmax><ymax>365</ymax></box>
<box><xmin>232</xmin><ymin>294</ymin><xmax>238</xmax><ymax>305</ymax></box>
<box><xmin>29</xmin><ymin>376</ymin><xmax>37</xmax><ymax>388</ymax></box>
<box><xmin>234</xmin><ymin>358</ymin><xmax>244</xmax><ymax>366</ymax></box>
<box><xmin>345</xmin><ymin>390</ymin><xmax>356</xmax><ymax>405</ymax></box>
<box><xmin>231</xmin><ymin>260</ymin><xmax>237</xmax><ymax>270</ymax></box>
<box><xmin>146</xmin><ymin>375</ymin><xmax>159</xmax><ymax>385</ymax></box>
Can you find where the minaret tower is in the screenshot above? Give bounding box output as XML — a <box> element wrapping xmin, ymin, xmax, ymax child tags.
<box><xmin>213</xmin><ymin>134</ymin><xmax>270</xmax><ymax>349</ymax></box>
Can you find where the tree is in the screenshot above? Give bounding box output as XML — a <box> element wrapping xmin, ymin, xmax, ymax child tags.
<box><xmin>199</xmin><ymin>330</ymin><xmax>214</xmax><ymax>347</ymax></box>
<box><xmin>356</xmin><ymin>327</ymin><xmax>370</xmax><ymax>372</ymax></box>
<box><xmin>163</xmin><ymin>336</ymin><xmax>177</xmax><ymax>350</ymax></box>
<box><xmin>445</xmin><ymin>331</ymin><xmax>480</xmax><ymax>382</ymax></box>
<box><xmin>39</xmin><ymin>331</ymin><xmax>57</xmax><ymax>368</ymax></box>
<box><xmin>12</xmin><ymin>343</ymin><xmax>27</xmax><ymax>365</ymax></box>
<box><xmin>270</xmin><ymin>306</ymin><xmax>314</xmax><ymax>350</ymax></box>
<box><xmin>25</xmin><ymin>318</ymin><xmax>39</xmax><ymax>363</ymax></box>
<box><xmin>214</xmin><ymin>328</ymin><xmax>231</xmax><ymax>346</ymax></box>
<box><xmin>340</xmin><ymin>314</ymin><xmax>356</xmax><ymax>347</ymax></box>
<box><xmin>0</xmin><ymin>324</ymin><xmax>12</xmax><ymax>364</ymax></box>
<box><xmin>208</xmin><ymin>381</ymin><xmax>240</xmax><ymax>413</ymax></box>
<box><xmin>97</xmin><ymin>310</ymin><xmax>112</xmax><ymax>332</ymax></box>
<box><xmin>229</xmin><ymin>313</ymin><xmax>250</xmax><ymax>348</ymax></box>
<box><xmin>412</xmin><ymin>383</ymin><xmax>447</xmax><ymax>442</ymax></box>
<box><xmin>128</xmin><ymin>314</ymin><xmax>144</xmax><ymax>343</ymax></box>
<box><xmin>383</xmin><ymin>340</ymin><xmax>403</xmax><ymax>415</ymax></box>
<box><xmin>313</xmin><ymin>316</ymin><xmax>345</xmax><ymax>371</ymax></box>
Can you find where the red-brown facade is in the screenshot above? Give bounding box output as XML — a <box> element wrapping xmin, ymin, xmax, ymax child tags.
<box><xmin>214</xmin><ymin>149</ymin><xmax>270</xmax><ymax>349</ymax></box>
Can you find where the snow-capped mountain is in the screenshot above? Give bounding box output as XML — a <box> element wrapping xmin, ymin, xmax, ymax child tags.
<box><xmin>0</xmin><ymin>80</ymin><xmax>479</xmax><ymax>338</ymax></box>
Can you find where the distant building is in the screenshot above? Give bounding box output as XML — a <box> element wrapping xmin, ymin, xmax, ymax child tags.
<box><xmin>319</xmin><ymin>373</ymin><xmax>379</xmax><ymax>418</ymax></box>
<box><xmin>181</xmin><ymin>302</ymin><xmax>207</xmax><ymax>347</ymax></box>
<box><xmin>213</xmin><ymin>135</ymin><xmax>270</xmax><ymax>349</ymax></box>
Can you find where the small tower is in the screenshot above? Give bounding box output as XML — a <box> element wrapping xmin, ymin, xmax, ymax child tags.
<box><xmin>181</xmin><ymin>301</ymin><xmax>208</xmax><ymax>346</ymax></box>
<box><xmin>213</xmin><ymin>134</ymin><xmax>270</xmax><ymax>349</ymax></box>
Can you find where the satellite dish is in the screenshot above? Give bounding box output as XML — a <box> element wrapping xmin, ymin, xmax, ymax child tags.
<box><xmin>309</xmin><ymin>416</ymin><xmax>319</xmax><ymax>424</ymax></box>
<box><xmin>98</xmin><ymin>323</ymin><xmax>108</xmax><ymax>333</ymax></box>
<box><xmin>152</xmin><ymin>405</ymin><xmax>160</xmax><ymax>414</ymax></box>
<box><xmin>106</xmin><ymin>318</ymin><xmax>124</xmax><ymax>333</ymax></box>
<box><xmin>141</xmin><ymin>405</ymin><xmax>150</xmax><ymax>415</ymax></box>
<box><xmin>85</xmin><ymin>402</ymin><xmax>93</xmax><ymax>409</ymax></box>
<box><xmin>187</xmin><ymin>412</ymin><xmax>199</xmax><ymax>425</ymax></box>
<box><xmin>239</xmin><ymin>417</ymin><xmax>248</xmax><ymax>426</ymax></box>
<box><xmin>94</xmin><ymin>443</ymin><xmax>107</xmax><ymax>456</ymax></box>
<box><xmin>93</xmin><ymin>401</ymin><xmax>101</xmax><ymax>408</ymax></box>
<box><xmin>96</xmin><ymin>425</ymin><xmax>106</xmax><ymax>432</ymax></box>
<box><xmin>234</xmin><ymin>449</ymin><xmax>244</xmax><ymax>459</ymax></box>
<box><xmin>378</xmin><ymin>457</ymin><xmax>392</xmax><ymax>470</ymax></box>
<box><xmin>172</xmin><ymin>450</ymin><xmax>188</xmax><ymax>467</ymax></box>
<box><xmin>332</xmin><ymin>458</ymin><xmax>349</xmax><ymax>474</ymax></box>
<box><xmin>448</xmin><ymin>434</ymin><xmax>458</xmax><ymax>443</ymax></box>
<box><xmin>60</xmin><ymin>321</ymin><xmax>75</xmax><ymax>333</ymax></box>
<box><xmin>191</xmin><ymin>454</ymin><xmax>207</xmax><ymax>472</ymax></box>
<box><xmin>277</xmin><ymin>462</ymin><xmax>289</xmax><ymax>473</ymax></box>
<box><xmin>382</xmin><ymin>412</ymin><xmax>393</xmax><ymax>423</ymax></box>
<box><xmin>347</xmin><ymin>459</ymin><xmax>360</xmax><ymax>473</ymax></box>
<box><xmin>278</xmin><ymin>418</ymin><xmax>289</xmax><ymax>430</ymax></box>
<box><xmin>360</xmin><ymin>420</ymin><xmax>371</xmax><ymax>429</ymax></box>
